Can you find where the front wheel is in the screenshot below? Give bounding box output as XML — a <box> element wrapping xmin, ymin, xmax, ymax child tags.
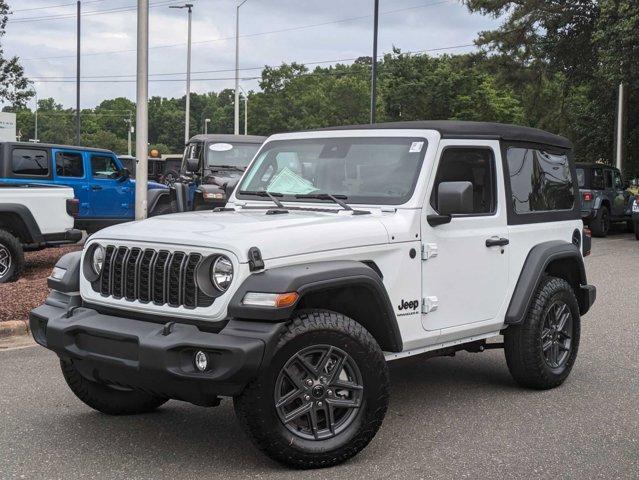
<box><xmin>234</xmin><ymin>310</ymin><xmax>389</xmax><ymax>469</ymax></box>
<box><xmin>504</xmin><ymin>276</ymin><xmax>581</xmax><ymax>390</ymax></box>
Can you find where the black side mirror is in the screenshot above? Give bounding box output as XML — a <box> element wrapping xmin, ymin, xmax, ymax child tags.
<box><xmin>427</xmin><ymin>181</ymin><xmax>474</xmax><ymax>227</ymax></box>
<box><xmin>118</xmin><ymin>168</ymin><xmax>130</xmax><ymax>182</ymax></box>
<box><xmin>186</xmin><ymin>157</ymin><xmax>199</xmax><ymax>173</ymax></box>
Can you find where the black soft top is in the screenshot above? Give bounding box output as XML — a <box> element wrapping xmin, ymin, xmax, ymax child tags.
<box><xmin>188</xmin><ymin>134</ymin><xmax>266</xmax><ymax>144</ymax></box>
<box><xmin>319</xmin><ymin>120</ymin><xmax>572</xmax><ymax>150</ymax></box>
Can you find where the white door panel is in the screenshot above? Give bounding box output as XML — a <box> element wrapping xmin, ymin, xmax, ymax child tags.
<box><xmin>421</xmin><ymin>140</ymin><xmax>509</xmax><ymax>333</ymax></box>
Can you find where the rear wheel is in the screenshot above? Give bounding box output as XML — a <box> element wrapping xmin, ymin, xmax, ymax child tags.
<box><xmin>234</xmin><ymin>310</ymin><xmax>389</xmax><ymax>469</ymax></box>
<box><xmin>60</xmin><ymin>358</ymin><xmax>168</xmax><ymax>415</ymax></box>
<box><xmin>504</xmin><ymin>276</ymin><xmax>580</xmax><ymax>389</ymax></box>
<box><xmin>0</xmin><ymin>229</ymin><xmax>24</xmax><ymax>283</ymax></box>
<box><xmin>590</xmin><ymin>206</ymin><xmax>610</xmax><ymax>237</ymax></box>
<box><xmin>635</xmin><ymin>221</ymin><xmax>639</xmax><ymax>240</ymax></box>
<box><xmin>149</xmin><ymin>200</ymin><xmax>172</xmax><ymax>217</ymax></box>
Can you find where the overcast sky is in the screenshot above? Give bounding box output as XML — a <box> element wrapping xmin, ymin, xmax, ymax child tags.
<box><xmin>4</xmin><ymin>0</ymin><xmax>500</xmax><ymax>110</ymax></box>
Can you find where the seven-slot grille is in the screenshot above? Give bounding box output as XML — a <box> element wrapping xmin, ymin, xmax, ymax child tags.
<box><xmin>96</xmin><ymin>246</ymin><xmax>215</xmax><ymax>308</ymax></box>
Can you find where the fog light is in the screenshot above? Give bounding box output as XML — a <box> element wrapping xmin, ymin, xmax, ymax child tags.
<box><xmin>194</xmin><ymin>351</ymin><xmax>209</xmax><ymax>372</ymax></box>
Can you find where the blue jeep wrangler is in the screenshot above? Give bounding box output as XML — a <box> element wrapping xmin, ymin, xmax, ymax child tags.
<box><xmin>0</xmin><ymin>142</ymin><xmax>171</xmax><ymax>233</ymax></box>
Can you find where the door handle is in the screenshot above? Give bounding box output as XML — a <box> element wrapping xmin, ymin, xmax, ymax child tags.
<box><xmin>91</xmin><ymin>185</ymin><xmax>102</xmax><ymax>191</ymax></box>
<box><xmin>486</xmin><ymin>237</ymin><xmax>509</xmax><ymax>247</ymax></box>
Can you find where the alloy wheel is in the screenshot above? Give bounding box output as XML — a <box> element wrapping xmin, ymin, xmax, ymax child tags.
<box><xmin>0</xmin><ymin>244</ymin><xmax>11</xmax><ymax>278</ymax></box>
<box><xmin>541</xmin><ymin>301</ymin><xmax>573</xmax><ymax>369</ymax></box>
<box><xmin>274</xmin><ymin>345</ymin><xmax>364</xmax><ymax>441</ymax></box>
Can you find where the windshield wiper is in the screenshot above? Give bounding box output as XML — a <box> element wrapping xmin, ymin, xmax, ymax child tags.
<box><xmin>239</xmin><ymin>190</ymin><xmax>285</xmax><ymax>208</ymax></box>
<box><xmin>295</xmin><ymin>193</ymin><xmax>353</xmax><ymax>211</ymax></box>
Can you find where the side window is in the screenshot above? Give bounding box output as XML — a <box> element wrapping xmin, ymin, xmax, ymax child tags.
<box><xmin>91</xmin><ymin>155</ymin><xmax>120</xmax><ymax>179</ymax></box>
<box><xmin>592</xmin><ymin>167</ymin><xmax>604</xmax><ymax>189</ymax></box>
<box><xmin>430</xmin><ymin>147</ymin><xmax>496</xmax><ymax>215</ymax></box>
<box><xmin>613</xmin><ymin>170</ymin><xmax>623</xmax><ymax>189</ymax></box>
<box><xmin>55</xmin><ymin>151</ymin><xmax>84</xmax><ymax>178</ymax></box>
<box><xmin>507</xmin><ymin>147</ymin><xmax>574</xmax><ymax>214</ymax></box>
<box><xmin>12</xmin><ymin>148</ymin><xmax>49</xmax><ymax>177</ymax></box>
<box><xmin>604</xmin><ymin>170</ymin><xmax>613</xmax><ymax>189</ymax></box>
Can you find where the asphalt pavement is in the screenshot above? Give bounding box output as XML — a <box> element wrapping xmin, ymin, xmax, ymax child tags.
<box><xmin>1</xmin><ymin>233</ymin><xmax>637</xmax><ymax>479</ymax></box>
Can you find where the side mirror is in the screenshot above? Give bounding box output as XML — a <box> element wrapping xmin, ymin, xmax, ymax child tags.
<box><xmin>186</xmin><ymin>157</ymin><xmax>199</xmax><ymax>173</ymax></box>
<box><xmin>427</xmin><ymin>181</ymin><xmax>474</xmax><ymax>227</ymax></box>
<box><xmin>118</xmin><ymin>168</ymin><xmax>130</xmax><ymax>182</ymax></box>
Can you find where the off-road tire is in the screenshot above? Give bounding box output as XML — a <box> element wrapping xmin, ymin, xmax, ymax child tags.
<box><xmin>0</xmin><ymin>229</ymin><xmax>24</xmax><ymax>283</ymax></box>
<box><xmin>234</xmin><ymin>310</ymin><xmax>390</xmax><ymax>469</ymax></box>
<box><xmin>635</xmin><ymin>221</ymin><xmax>639</xmax><ymax>240</ymax></box>
<box><xmin>590</xmin><ymin>206</ymin><xmax>610</xmax><ymax>237</ymax></box>
<box><xmin>504</xmin><ymin>276</ymin><xmax>581</xmax><ymax>390</ymax></box>
<box><xmin>60</xmin><ymin>358</ymin><xmax>168</xmax><ymax>415</ymax></box>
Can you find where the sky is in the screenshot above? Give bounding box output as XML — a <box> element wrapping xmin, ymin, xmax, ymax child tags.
<box><xmin>4</xmin><ymin>0</ymin><xmax>501</xmax><ymax>110</ymax></box>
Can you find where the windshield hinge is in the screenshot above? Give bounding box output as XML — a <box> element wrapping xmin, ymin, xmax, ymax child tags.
<box><xmin>421</xmin><ymin>243</ymin><xmax>438</xmax><ymax>261</ymax></box>
<box><xmin>422</xmin><ymin>296</ymin><xmax>439</xmax><ymax>314</ymax></box>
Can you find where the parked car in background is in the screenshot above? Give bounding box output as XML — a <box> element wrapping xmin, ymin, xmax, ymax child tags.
<box><xmin>576</xmin><ymin>162</ymin><xmax>634</xmax><ymax>237</ymax></box>
<box><xmin>0</xmin><ymin>183</ymin><xmax>81</xmax><ymax>282</ymax></box>
<box><xmin>118</xmin><ymin>153</ymin><xmax>182</xmax><ymax>186</ymax></box>
<box><xmin>172</xmin><ymin>134</ymin><xmax>266</xmax><ymax>212</ymax></box>
<box><xmin>633</xmin><ymin>195</ymin><xmax>639</xmax><ymax>240</ymax></box>
<box><xmin>0</xmin><ymin>142</ymin><xmax>171</xmax><ymax>233</ymax></box>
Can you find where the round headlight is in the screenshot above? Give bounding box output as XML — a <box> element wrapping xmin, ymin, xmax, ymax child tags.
<box><xmin>92</xmin><ymin>245</ymin><xmax>105</xmax><ymax>275</ymax></box>
<box><xmin>211</xmin><ymin>256</ymin><xmax>233</xmax><ymax>291</ymax></box>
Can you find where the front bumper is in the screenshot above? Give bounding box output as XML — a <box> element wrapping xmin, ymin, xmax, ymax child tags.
<box><xmin>29</xmin><ymin>293</ymin><xmax>283</xmax><ymax>406</ymax></box>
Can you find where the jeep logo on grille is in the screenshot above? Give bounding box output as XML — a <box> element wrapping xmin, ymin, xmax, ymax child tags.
<box><xmin>398</xmin><ymin>299</ymin><xmax>419</xmax><ymax>311</ymax></box>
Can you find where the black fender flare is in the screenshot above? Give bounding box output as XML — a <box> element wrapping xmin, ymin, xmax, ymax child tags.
<box><xmin>47</xmin><ymin>250</ymin><xmax>82</xmax><ymax>293</ymax></box>
<box><xmin>228</xmin><ymin>260</ymin><xmax>403</xmax><ymax>352</ymax></box>
<box><xmin>505</xmin><ymin>240</ymin><xmax>595</xmax><ymax>325</ymax></box>
<box><xmin>0</xmin><ymin>204</ymin><xmax>43</xmax><ymax>244</ymax></box>
<box><xmin>147</xmin><ymin>188</ymin><xmax>170</xmax><ymax>212</ymax></box>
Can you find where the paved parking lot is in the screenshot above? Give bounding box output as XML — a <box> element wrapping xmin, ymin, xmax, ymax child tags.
<box><xmin>1</xmin><ymin>234</ymin><xmax>637</xmax><ymax>479</ymax></box>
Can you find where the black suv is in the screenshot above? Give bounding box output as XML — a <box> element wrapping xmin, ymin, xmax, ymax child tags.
<box><xmin>172</xmin><ymin>134</ymin><xmax>265</xmax><ymax>212</ymax></box>
<box><xmin>576</xmin><ymin>163</ymin><xmax>634</xmax><ymax>237</ymax></box>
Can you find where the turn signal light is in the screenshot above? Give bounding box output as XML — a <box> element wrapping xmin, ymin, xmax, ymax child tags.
<box><xmin>242</xmin><ymin>292</ymin><xmax>299</xmax><ymax>308</ymax></box>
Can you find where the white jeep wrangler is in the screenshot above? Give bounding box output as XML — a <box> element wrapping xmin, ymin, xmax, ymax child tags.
<box><xmin>31</xmin><ymin>121</ymin><xmax>596</xmax><ymax>469</ymax></box>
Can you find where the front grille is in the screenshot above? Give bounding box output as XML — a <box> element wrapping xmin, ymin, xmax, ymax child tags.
<box><xmin>96</xmin><ymin>246</ymin><xmax>214</xmax><ymax>308</ymax></box>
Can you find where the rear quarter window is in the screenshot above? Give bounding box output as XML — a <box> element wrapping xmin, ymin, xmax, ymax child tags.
<box><xmin>12</xmin><ymin>148</ymin><xmax>49</xmax><ymax>177</ymax></box>
<box><xmin>506</xmin><ymin>147</ymin><xmax>575</xmax><ymax>214</ymax></box>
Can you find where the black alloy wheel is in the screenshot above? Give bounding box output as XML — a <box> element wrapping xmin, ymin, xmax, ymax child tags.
<box><xmin>541</xmin><ymin>301</ymin><xmax>573</xmax><ymax>371</ymax></box>
<box><xmin>274</xmin><ymin>345</ymin><xmax>364</xmax><ymax>441</ymax></box>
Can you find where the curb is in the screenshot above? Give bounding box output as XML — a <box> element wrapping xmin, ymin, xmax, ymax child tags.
<box><xmin>0</xmin><ymin>320</ymin><xmax>30</xmax><ymax>338</ymax></box>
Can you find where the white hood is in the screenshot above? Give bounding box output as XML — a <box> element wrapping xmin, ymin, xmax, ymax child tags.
<box><xmin>92</xmin><ymin>208</ymin><xmax>393</xmax><ymax>262</ymax></box>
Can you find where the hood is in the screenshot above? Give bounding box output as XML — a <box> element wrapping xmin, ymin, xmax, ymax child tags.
<box><xmin>129</xmin><ymin>179</ymin><xmax>168</xmax><ymax>190</ymax></box>
<box><xmin>92</xmin><ymin>208</ymin><xmax>392</xmax><ymax>262</ymax></box>
<box><xmin>202</xmin><ymin>170</ymin><xmax>244</xmax><ymax>187</ymax></box>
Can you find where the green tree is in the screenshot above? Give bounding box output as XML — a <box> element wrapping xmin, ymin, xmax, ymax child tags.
<box><xmin>0</xmin><ymin>1</ymin><xmax>32</xmax><ymax>106</ymax></box>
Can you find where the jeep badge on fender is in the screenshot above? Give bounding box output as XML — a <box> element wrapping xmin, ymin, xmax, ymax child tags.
<box><xmin>30</xmin><ymin>121</ymin><xmax>596</xmax><ymax>469</ymax></box>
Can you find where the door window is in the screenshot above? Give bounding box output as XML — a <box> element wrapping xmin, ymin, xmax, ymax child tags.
<box><xmin>506</xmin><ymin>147</ymin><xmax>574</xmax><ymax>213</ymax></box>
<box><xmin>55</xmin><ymin>151</ymin><xmax>84</xmax><ymax>177</ymax></box>
<box><xmin>591</xmin><ymin>167</ymin><xmax>604</xmax><ymax>189</ymax></box>
<box><xmin>604</xmin><ymin>170</ymin><xmax>613</xmax><ymax>189</ymax></box>
<box><xmin>12</xmin><ymin>148</ymin><xmax>49</xmax><ymax>177</ymax></box>
<box><xmin>430</xmin><ymin>147</ymin><xmax>496</xmax><ymax>215</ymax></box>
<box><xmin>91</xmin><ymin>155</ymin><xmax>121</xmax><ymax>179</ymax></box>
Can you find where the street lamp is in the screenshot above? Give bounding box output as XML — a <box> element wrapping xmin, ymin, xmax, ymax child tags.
<box><xmin>370</xmin><ymin>0</ymin><xmax>379</xmax><ymax>124</ymax></box>
<box><xmin>204</xmin><ymin>118</ymin><xmax>211</xmax><ymax>134</ymax></box>
<box><xmin>234</xmin><ymin>0</ymin><xmax>249</xmax><ymax>135</ymax></box>
<box><xmin>170</xmin><ymin>3</ymin><xmax>194</xmax><ymax>145</ymax></box>
<box><xmin>135</xmin><ymin>0</ymin><xmax>150</xmax><ymax>220</ymax></box>
<box><xmin>238</xmin><ymin>85</ymin><xmax>248</xmax><ymax>135</ymax></box>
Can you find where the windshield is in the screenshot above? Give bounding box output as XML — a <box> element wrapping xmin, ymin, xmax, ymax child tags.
<box><xmin>237</xmin><ymin>137</ymin><xmax>427</xmax><ymax>205</ymax></box>
<box><xmin>206</xmin><ymin>142</ymin><xmax>261</xmax><ymax>169</ymax></box>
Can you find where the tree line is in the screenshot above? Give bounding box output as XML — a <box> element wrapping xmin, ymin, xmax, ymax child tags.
<box><xmin>1</xmin><ymin>0</ymin><xmax>638</xmax><ymax>177</ymax></box>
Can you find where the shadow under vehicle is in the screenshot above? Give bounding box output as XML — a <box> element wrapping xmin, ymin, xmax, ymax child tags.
<box><xmin>171</xmin><ymin>134</ymin><xmax>265</xmax><ymax>212</ymax></box>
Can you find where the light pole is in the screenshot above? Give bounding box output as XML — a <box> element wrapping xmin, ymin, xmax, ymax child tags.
<box><xmin>171</xmin><ymin>3</ymin><xmax>193</xmax><ymax>145</ymax></box>
<box><xmin>76</xmin><ymin>0</ymin><xmax>81</xmax><ymax>144</ymax></box>
<box><xmin>124</xmin><ymin>111</ymin><xmax>133</xmax><ymax>156</ymax></box>
<box><xmin>239</xmin><ymin>85</ymin><xmax>248</xmax><ymax>135</ymax></box>
<box><xmin>370</xmin><ymin>0</ymin><xmax>379</xmax><ymax>124</ymax></box>
<box><xmin>234</xmin><ymin>0</ymin><xmax>249</xmax><ymax>135</ymax></box>
<box><xmin>135</xmin><ymin>0</ymin><xmax>149</xmax><ymax>220</ymax></box>
<box><xmin>204</xmin><ymin>118</ymin><xmax>210</xmax><ymax>134</ymax></box>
